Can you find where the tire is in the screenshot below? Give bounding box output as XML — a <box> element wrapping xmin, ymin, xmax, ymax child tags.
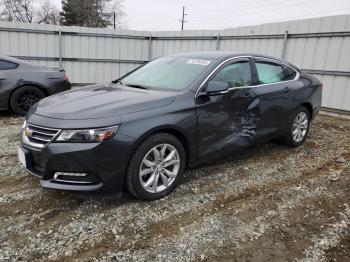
<box><xmin>283</xmin><ymin>106</ymin><xmax>311</xmax><ymax>147</ymax></box>
<box><xmin>126</xmin><ymin>133</ymin><xmax>186</xmax><ymax>200</ymax></box>
<box><xmin>10</xmin><ymin>85</ymin><xmax>45</xmax><ymax>115</ymax></box>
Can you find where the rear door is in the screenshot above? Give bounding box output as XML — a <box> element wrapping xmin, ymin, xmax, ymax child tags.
<box><xmin>252</xmin><ymin>58</ymin><xmax>298</xmax><ymax>139</ymax></box>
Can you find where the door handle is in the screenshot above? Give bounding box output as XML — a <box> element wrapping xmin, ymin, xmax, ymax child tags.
<box><xmin>243</xmin><ymin>91</ymin><xmax>257</xmax><ymax>98</ymax></box>
<box><xmin>283</xmin><ymin>86</ymin><xmax>291</xmax><ymax>93</ymax></box>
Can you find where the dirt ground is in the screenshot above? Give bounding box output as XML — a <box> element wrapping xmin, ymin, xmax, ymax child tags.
<box><xmin>0</xmin><ymin>112</ymin><xmax>349</xmax><ymax>262</ymax></box>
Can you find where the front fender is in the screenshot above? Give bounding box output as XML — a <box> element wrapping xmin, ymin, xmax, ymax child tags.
<box><xmin>118</xmin><ymin>105</ymin><xmax>198</xmax><ymax>165</ymax></box>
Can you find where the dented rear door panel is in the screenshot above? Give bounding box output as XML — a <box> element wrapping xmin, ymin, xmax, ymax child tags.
<box><xmin>251</xmin><ymin>82</ymin><xmax>294</xmax><ymax>139</ymax></box>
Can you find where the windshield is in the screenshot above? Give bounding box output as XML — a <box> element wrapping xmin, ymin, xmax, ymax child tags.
<box><xmin>121</xmin><ymin>56</ymin><xmax>213</xmax><ymax>91</ymax></box>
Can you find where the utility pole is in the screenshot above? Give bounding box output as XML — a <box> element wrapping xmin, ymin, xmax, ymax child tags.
<box><xmin>113</xmin><ymin>12</ymin><xmax>116</xmax><ymax>30</ymax></box>
<box><xmin>180</xmin><ymin>6</ymin><xmax>188</xmax><ymax>31</ymax></box>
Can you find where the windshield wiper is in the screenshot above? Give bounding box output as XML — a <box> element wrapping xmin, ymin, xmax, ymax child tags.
<box><xmin>112</xmin><ymin>79</ymin><xmax>124</xmax><ymax>85</ymax></box>
<box><xmin>124</xmin><ymin>83</ymin><xmax>150</xmax><ymax>90</ymax></box>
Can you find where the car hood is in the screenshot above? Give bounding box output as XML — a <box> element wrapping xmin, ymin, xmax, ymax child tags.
<box><xmin>33</xmin><ymin>83</ymin><xmax>177</xmax><ymax>120</ymax></box>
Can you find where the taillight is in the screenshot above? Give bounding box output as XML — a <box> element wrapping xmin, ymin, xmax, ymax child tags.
<box><xmin>320</xmin><ymin>83</ymin><xmax>323</xmax><ymax>92</ymax></box>
<box><xmin>64</xmin><ymin>74</ymin><xmax>69</xmax><ymax>81</ymax></box>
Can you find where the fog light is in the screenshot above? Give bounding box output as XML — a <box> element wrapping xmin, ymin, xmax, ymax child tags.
<box><xmin>54</xmin><ymin>172</ymin><xmax>87</xmax><ymax>179</ymax></box>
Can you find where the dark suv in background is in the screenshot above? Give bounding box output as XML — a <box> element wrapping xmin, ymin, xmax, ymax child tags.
<box><xmin>18</xmin><ymin>51</ymin><xmax>322</xmax><ymax>200</ymax></box>
<box><xmin>0</xmin><ymin>55</ymin><xmax>71</xmax><ymax>115</ymax></box>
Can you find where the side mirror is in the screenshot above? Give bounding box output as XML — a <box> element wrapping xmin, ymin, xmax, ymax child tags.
<box><xmin>206</xmin><ymin>81</ymin><xmax>229</xmax><ymax>95</ymax></box>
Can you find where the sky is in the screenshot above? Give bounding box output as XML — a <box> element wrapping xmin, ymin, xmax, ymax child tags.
<box><xmin>54</xmin><ymin>0</ymin><xmax>350</xmax><ymax>31</ymax></box>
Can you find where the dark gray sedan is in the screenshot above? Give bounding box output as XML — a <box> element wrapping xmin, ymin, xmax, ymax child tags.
<box><xmin>0</xmin><ymin>55</ymin><xmax>71</xmax><ymax>115</ymax></box>
<box><xmin>19</xmin><ymin>51</ymin><xmax>322</xmax><ymax>200</ymax></box>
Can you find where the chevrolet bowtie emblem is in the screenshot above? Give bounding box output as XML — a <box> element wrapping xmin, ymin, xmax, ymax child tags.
<box><xmin>24</xmin><ymin>127</ymin><xmax>33</xmax><ymax>137</ymax></box>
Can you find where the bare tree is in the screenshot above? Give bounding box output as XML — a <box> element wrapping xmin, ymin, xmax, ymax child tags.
<box><xmin>0</xmin><ymin>0</ymin><xmax>35</xmax><ymax>23</ymax></box>
<box><xmin>36</xmin><ymin>0</ymin><xmax>60</xmax><ymax>25</ymax></box>
<box><xmin>0</xmin><ymin>0</ymin><xmax>127</xmax><ymax>28</ymax></box>
<box><xmin>102</xmin><ymin>0</ymin><xmax>126</xmax><ymax>29</ymax></box>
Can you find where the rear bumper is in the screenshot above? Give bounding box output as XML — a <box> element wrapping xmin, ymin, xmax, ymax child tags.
<box><xmin>19</xmin><ymin>132</ymin><xmax>135</xmax><ymax>192</ymax></box>
<box><xmin>48</xmin><ymin>80</ymin><xmax>71</xmax><ymax>95</ymax></box>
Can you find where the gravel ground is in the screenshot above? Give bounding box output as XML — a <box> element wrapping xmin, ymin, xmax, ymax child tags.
<box><xmin>0</xmin><ymin>111</ymin><xmax>349</xmax><ymax>262</ymax></box>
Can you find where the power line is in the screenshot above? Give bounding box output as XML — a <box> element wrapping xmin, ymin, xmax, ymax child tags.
<box><xmin>190</xmin><ymin>0</ymin><xmax>321</xmax><ymax>22</ymax></box>
<box><xmin>191</xmin><ymin>7</ymin><xmax>350</xmax><ymax>30</ymax></box>
<box><xmin>188</xmin><ymin>0</ymin><xmax>321</xmax><ymax>23</ymax></box>
<box><xmin>231</xmin><ymin>7</ymin><xmax>350</xmax><ymax>27</ymax></box>
<box><xmin>146</xmin><ymin>0</ymin><xmax>307</xmax><ymax>31</ymax></box>
<box><xmin>189</xmin><ymin>0</ymin><xmax>288</xmax><ymax>19</ymax></box>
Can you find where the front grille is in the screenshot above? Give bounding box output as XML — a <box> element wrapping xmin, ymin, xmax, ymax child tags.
<box><xmin>23</xmin><ymin>124</ymin><xmax>61</xmax><ymax>148</ymax></box>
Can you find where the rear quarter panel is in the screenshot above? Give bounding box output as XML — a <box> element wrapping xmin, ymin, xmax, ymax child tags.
<box><xmin>0</xmin><ymin>67</ymin><xmax>69</xmax><ymax>110</ymax></box>
<box><xmin>297</xmin><ymin>72</ymin><xmax>322</xmax><ymax>119</ymax></box>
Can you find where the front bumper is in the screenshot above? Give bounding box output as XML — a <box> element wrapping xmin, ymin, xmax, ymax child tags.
<box><xmin>19</xmin><ymin>133</ymin><xmax>135</xmax><ymax>192</ymax></box>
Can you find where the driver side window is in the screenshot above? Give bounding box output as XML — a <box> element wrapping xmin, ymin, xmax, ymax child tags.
<box><xmin>212</xmin><ymin>61</ymin><xmax>252</xmax><ymax>88</ymax></box>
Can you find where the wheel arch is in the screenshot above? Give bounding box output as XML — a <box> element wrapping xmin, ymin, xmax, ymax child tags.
<box><xmin>301</xmin><ymin>102</ymin><xmax>313</xmax><ymax>120</ymax></box>
<box><xmin>9</xmin><ymin>82</ymin><xmax>48</xmax><ymax>101</ymax></box>
<box><xmin>128</xmin><ymin>125</ymin><xmax>193</xmax><ymax>168</ymax></box>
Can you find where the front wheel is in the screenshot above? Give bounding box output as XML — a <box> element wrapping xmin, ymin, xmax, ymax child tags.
<box><xmin>126</xmin><ymin>133</ymin><xmax>186</xmax><ymax>200</ymax></box>
<box><xmin>284</xmin><ymin>106</ymin><xmax>311</xmax><ymax>147</ymax></box>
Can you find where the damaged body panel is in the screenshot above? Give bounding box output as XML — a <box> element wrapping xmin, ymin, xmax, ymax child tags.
<box><xmin>196</xmin><ymin>88</ymin><xmax>259</xmax><ymax>159</ymax></box>
<box><xmin>18</xmin><ymin>51</ymin><xmax>322</xmax><ymax>197</ymax></box>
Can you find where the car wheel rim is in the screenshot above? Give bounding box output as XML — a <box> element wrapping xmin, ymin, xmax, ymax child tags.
<box><xmin>292</xmin><ymin>112</ymin><xmax>308</xmax><ymax>143</ymax></box>
<box><xmin>139</xmin><ymin>143</ymin><xmax>180</xmax><ymax>194</ymax></box>
<box><xmin>17</xmin><ymin>90</ymin><xmax>41</xmax><ymax>111</ymax></box>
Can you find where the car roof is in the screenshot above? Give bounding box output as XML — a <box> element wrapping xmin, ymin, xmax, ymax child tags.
<box><xmin>168</xmin><ymin>51</ymin><xmax>243</xmax><ymax>59</ymax></box>
<box><xmin>0</xmin><ymin>55</ymin><xmax>42</xmax><ymax>69</ymax></box>
<box><xmin>168</xmin><ymin>51</ymin><xmax>281</xmax><ymax>61</ymax></box>
<box><xmin>168</xmin><ymin>51</ymin><xmax>299</xmax><ymax>70</ymax></box>
<box><xmin>0</xmin><ymin>55</ymin><xmax>25</xmax><ymax>64</ymax></box>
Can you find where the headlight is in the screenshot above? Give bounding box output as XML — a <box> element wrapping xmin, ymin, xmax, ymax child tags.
<box><xmin>55</xmin><ymin>126</ymin><xmax>119</xmax><ymax>143</ymax></box>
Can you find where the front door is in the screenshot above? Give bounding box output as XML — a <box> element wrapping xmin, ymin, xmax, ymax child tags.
<box><xmin>195</xmin><ymin>58</ymin><xmax>260</xmax><ymax>160</ymax></box>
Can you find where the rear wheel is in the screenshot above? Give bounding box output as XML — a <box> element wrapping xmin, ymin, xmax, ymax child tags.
<box><xmin>126</xmin><ymin>133</ymin><xmax>186</xmax><ymax>200</ymax></box>
<box><xmin>10</xmin><ymin>85</ymin><xmax>45</xmax><ymax>115</ymax></box>
<box><xmin>284</xmin><ymin>106</ymin><xmax>310</xmax><ymax>147</ymax></box>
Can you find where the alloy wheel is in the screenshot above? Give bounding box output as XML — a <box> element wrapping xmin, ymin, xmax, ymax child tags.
<box><xmin>292</xmin><ymin>112</ymin><xmax>309</xmax><ymax>143</ymax></box>
<box><xmin>139</xmin><ymin>143</ymin><xmax>180</xmax><ymax>193</ymax></box>
<box><xmin>17</xmin><ymin>90</ymin><xmax>42</xmax><ymax>111</ymax></box>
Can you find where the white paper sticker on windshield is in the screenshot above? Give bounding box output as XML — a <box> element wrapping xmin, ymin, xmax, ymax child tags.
<box><xmin>187</xmin><ymin>59</ymin><xmax>211</xmax><ymax>66</ymax></box>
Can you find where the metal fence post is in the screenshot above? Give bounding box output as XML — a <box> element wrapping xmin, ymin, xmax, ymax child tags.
<box><xmin>281</xmin><ymin>30</ymin><xmax>288</xmax><ymax>59</ymax></box>
<box><xmin>58</xmin><ymin>29</ymin><xmax>62</xmax><ymax>69</ymax></box>
<box><xmin>148</xmin><ymin>35</ymin><xmax>152</xmax><ymax>61</ymax></box>
<box><xmin>216</xmin><ymin>34</ymin><xmax>221</xmax><ymax>50</ymax></box>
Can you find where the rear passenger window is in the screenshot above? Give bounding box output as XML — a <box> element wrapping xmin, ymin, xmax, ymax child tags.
<box><xmin>0</xmin><ymin>60</ymin><xmax>18</xmax><ymax>70</ymax></box>
<box><xmin>284</xmin><ymin>66</ymin><xmax>297</xmax><ymax>81</ymax></box>
<box><xmin>255</xmin><ymin>61</ymin><xmax>284</xmax><ymax>84</ymax></box>
<box><xmin>212</xmin><ymin>61</ymin><xmax>252</xmax><ymax>87</ymax></box>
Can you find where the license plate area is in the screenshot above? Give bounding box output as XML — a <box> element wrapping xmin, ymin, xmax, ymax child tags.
<box><xmin>17</xmin><ymin>145</ymin><xmax>29</xmax><ymax>168</ymax></box>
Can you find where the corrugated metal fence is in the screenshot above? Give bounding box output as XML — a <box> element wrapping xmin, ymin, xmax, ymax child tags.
<box><xmin>0</xmin><ymin>15</ymin><xmax>349</xmax><ymax>112</ymax></box>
